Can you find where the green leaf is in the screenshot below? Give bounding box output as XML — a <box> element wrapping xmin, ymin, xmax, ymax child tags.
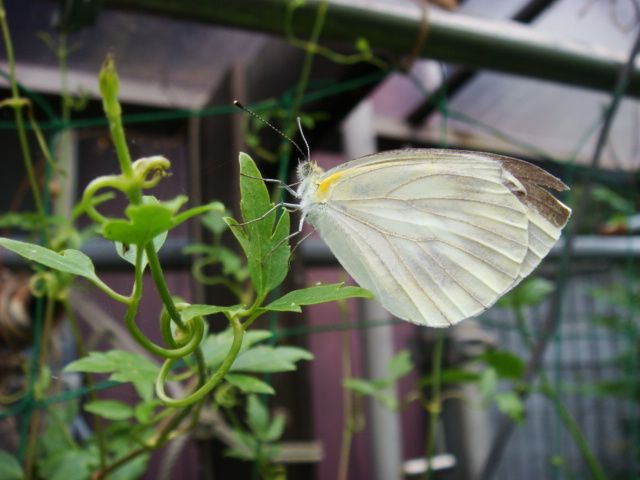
<box><xmin>566</xmin><ymin>379</ymin><xmax>632</xmax><ymax>398</ymax></box>
<box><xmin>264</xmin><ymin>413</ymin><xmax>286</xmax><ymax>442</ymax></box>
<box><xmin>388</xmin><ymin>350</ymin><xmax>413</xmax><ymax>381</ymax></box>
<box><xmin>497</xmin><ymin>277</ymin><xmax>554</xmax><ymax>309</ymax></box>
<box><xmin>231</xmin><ymin>346</ymin><xmax>297</xmax><ymax>373</ymax></box>
<box><xmin>343</xmin><ymin>378</ymin><xmax>380</xmax><ymax>396</ymax></box>
<box><xmin>115</xmin><ymin>231</ymin><xmax>167</xmax><ymax>267</ymax></box>
<box><xmin>0</xmin><ymin>212</ymin><xmax>63</xmax><ymax>231</ymax></box>
<box><xmin>226</xmin><ymin>374</ymin><xmax>275</xmax><ymax>395</ymax></box>
<box><xmin>227</xmin><ymin>153</ymin><xmax>291</xmax><ymax>297</ymax></box>
<box><xmin>180</xmin><ymin>304</ymin><xmax>242</xmax><ymax>322</ymax></box>
<box><xmin>591</xmin><ymin>314</ymin><xmax>630</xmax><ymax>333</ymax></box>
<box><xmin>355</xmin><ymin>37</ymin><xmax>371</xmax><ymax>53</ymax></box>
<box><xmin>225</xmin><ymin>217</ymin><xmax>248</xmax><ymax>253</ymax></box>
<box><xmin>477</xmin><ymin>350</ymin><xmax>524</xmax><ymax>380</ymax></box>
<box><xmin>420</xmin><ymin>368</ymin><xmax>481</xmax><ymax>386</ymax></box>
<box><xmin>373</xmin><ymin>392</ymin><xmax>399</xmax><ymax>411</ymax></box>
<box><xmin>0</xmin><ymin>449</ymin><xmax>23</xmax><ymax>480</ymax></box>
<box><xmin>39</xmin><ymin>406</ymin><xmax>78</xmax><ymax>458</ymax></box>
<box><xmin>272</xmin><ymin>346</ymin><xmax>314</xmax><ymax>363</ymax></box>
<box><xmin>84</xmin><ymin>399</ymin><xmax>133</xmax><ymax>420</ymax></box>
<box><xmin>201</xmin><ymin>207</ymin><xmax>230</xmax><ymax>236</ymax></box>
<box><xmin>263</xmin><ymin>211</ymin><xmax>290</xmax><ymax>294</ymax></box>
<box><xmin>494</xmin><ymin>392</ymin><xmax>525</xmax><ymax>423</ymax></box>
<box><xmin>592</xmin><ymin>185</ymin><xmax>634</xmax><ymax>214</ymax></box>
<box><xmin>226</xmin><ymin>430</ymin><xmax>257</xmax><ymax>460</ymax></box>
<box><xmin>183</xmin><ymin>244</ymin><xmax>247</xmax><ymax>281</ymax></box>
<box><xmin>64</xmin><ymin>350</ymin><xmax>159</xmax><ymax>401</ymax></box>
<box><xmin>263</xmin><ymin>283</ymin><xmax>372</xmax><ymax>312</ymax></box>
<box><xmin>0</xmin><ymin>238</ymin><xmax>99</xmax><ymax>282</ymax></box>
<box><xmin>110</xmin><ymin>453</ymin><xmax>149</xmax><ymax>480</ymax></box>
<box><xmin>247</xmin><ymin>395</ymin><xmax>270</xmax><ymax>436</ymax></box>
<box><xmin>38</xmin><ymin>449</ymin><xmax>97</xmax><ymax>480</ymax></box>
<box><xmin>201</xmin><ymin>329</ymin><xmax>273</xmax><ymax>368</ymax></box>
<box><xmin>230</xmin><ymin>344</ymin><xmax>313</xmax><ymax>374</ymax></box>
<box><xmin>174</xmin><ymin>202</ymin><xmax>225</xmax><ymax>227</ymax></box>
<box><xmin>101</xmin><ymin>195</ymin><xmax>187</xmax><ymax>244</ymax></box>
<box><xmin>479</xmin><ymin>368</ymin><xmax>498</xmax><ymax>400</ymax></box>
<box><xmin>343</xmin><ymin>352</ymin><xmax>411</xmax><ymax>397</ymax></box>
<box><xmin>134</xmin><ymin>400</ymin><xmax>159</xmax><ymax>423</ymax></box>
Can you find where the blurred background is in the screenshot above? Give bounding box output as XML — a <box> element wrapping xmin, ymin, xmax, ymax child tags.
<box><xmin>0</xmin><ymin>0</ymin><xmax>639</xmax><ymax>479</ymax></box>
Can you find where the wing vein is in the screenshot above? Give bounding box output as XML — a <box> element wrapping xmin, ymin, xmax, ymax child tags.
<box><xmin>338</xmin><ymin>196</ymin><xmax>524</xmax><ymax>215</ymax></box>
<box><xmin>416</xmin><ymin>242</ymin><xmax>488</xmax><ymax>310</ymax></box>
<box><xmin>325</xmin><ymin>203</ymin><xmax>525</xmax><ymax>262</ymax></box>
<box><xmin>338</xmin><ymin>217</ymin><xmax>432</xmax><ymax>322</ymax></box>
<box><xmin>428</xmin><ymin>239</ymin><xmax>513</xmax><ymax>291</ymax></box>
<box><xmin>385</xmin><ymin>173</ymin><xmax>501</xmax><ymax>196</ymax></box>
<box><xmin>384</xmin><ymin>236</ymin><xmax>455</xmax><ymax>325</ymax></box>
<box><xmin>407</xmin><ymin>204</ymin><xmax>525</xmax><ymax>243</ymax></box>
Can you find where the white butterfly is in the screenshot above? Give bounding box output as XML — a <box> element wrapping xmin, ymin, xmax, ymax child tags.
<box><xmin>294</xmin><ymin>149</ymin><xmax>571</xmax><ymax>328</ymax></box>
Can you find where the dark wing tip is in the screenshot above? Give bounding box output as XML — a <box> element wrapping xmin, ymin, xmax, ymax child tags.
<box><xmin>498</xmin><ymin>157</ymin><xmax>569</xmax><ymax>192</ymax></box>
<box><xmin>497</xmin><ymin>156</ymin><xmax>571</xmax><ymax>229</ymax></box>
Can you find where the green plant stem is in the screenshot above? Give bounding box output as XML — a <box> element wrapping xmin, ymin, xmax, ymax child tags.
<box><xmin>144</xmin><ymin>244</ymin><xmax>207</xmax><ymax>384</ymax></box>
<box><xmin>93</xmin><ymin>446</ymin><xmax>147</xmax><ymax>480</ymax></box>
<box><xmin>424</xmin><ymin>330</ymin><xmax>444</xmax><ymax>480</ymax></box>
<box><xmin>145</xmin><ymin>244</ymin><xmax>186</xmax><ymax>330</ymax></box>
<box><xmin>276</xmin><ymin>0</ymin><xmax>328</xmax><ymax>189</ymax></box>
<box><xmin>514</xmin><ymin>308</ymin><xmax>606</xmax><ymax>480</ymax></box>
<box><xmin>192</xmin><ymin>257</ymin><xmax>244</xmax><ymax>301</ymax></box>
<box><xmin>241</xmin><ymin>297</ymin><xmax>267</xmax><ymax>331</ymax></box>
<box><xmin>24</xmin><ymin>295</ymin><xmax>55</xmax><ymax>479</ymax></box>
<box><xmin>156</xmin><ymin>315</ymin><xmax>244</xmax><ymax>407</ymax></box>
<box><xmin>285</xmin><ymin>0</ymin><xmax>387</xmax><ymax>69</ymax></box>
<box><xmin>99</xmin><ymin>61</ymin><xmax>207</xmax><ymax>387</ymax></box>
<box><xmin>101</xmin><ymin>60</ymin><xmax>136</xmax><ymax>183</ymax></box>
<box><xmin>91</xmin><ymin>275</ymin><xmax>130</xmax><ymax>304</ymax></box>
<box><xmin>0</xmin><ymin>0</ymin><xmax>48</xmax><ymax>241</ymax></box>
<box><xmin>94</xmin><ymin>397</ymin><xmax>199</xmax><ymax>479</ymax></box>
<box><xmin>64</xmin><ymin>299</ymin><xmax>107</xmax><ymax>470</ymax></box>
<box><xmin>120</xmin><ymin>249</ymin><xmax>203</xmax><ymax>361</ymax></box>
<box><xmin>337</xmin><ymin>329</ymin><xmax>355</xmax><ymax>480</ymax></box>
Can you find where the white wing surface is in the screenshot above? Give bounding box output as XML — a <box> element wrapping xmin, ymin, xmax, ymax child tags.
<box><xmin>304</xmin><ymin>149</ymin><xmax>570</xmax><ymax>327</ymax></box>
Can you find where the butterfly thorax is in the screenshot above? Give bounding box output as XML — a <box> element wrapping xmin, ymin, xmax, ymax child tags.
<box><xmin>296</xmin><ymin>161</ymin><xmax>326</xmax><ymax>210</ymax></box>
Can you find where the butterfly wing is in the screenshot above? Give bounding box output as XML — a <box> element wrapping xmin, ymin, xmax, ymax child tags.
<box><xmin>304</xmin><ymin>149</ymin><xmax>570</xmax><ymax>327</ymax></box>
<box><xmin>496</xmin><ymin>155</ymin><xmax>571</xmax><ymax>281</ymax></box>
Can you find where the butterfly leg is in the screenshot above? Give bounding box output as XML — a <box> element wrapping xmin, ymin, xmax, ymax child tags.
<box><xmin>240</xmin><ymin>173</ymin><xmax>300</xmax><ymax>197</ymax></box>
<box><xmin>232</xmin><ymin>202</ymin><xmax>300</xmax><ymax>226</ymax></box>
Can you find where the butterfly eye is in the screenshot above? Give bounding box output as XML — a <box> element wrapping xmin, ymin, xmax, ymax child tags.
<box><xmin>297</xmin><ymin>161</ymin><xmax>313</xmax><ymax>179</ymax></box>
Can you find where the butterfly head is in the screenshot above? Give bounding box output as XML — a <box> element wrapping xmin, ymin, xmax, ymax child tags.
<box><xmin>296</xmin><ymin>160</ymin><xmax>325</xmax><ymax>201</ymax></box>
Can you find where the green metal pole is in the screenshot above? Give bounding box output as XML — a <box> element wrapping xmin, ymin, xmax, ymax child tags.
<box><xmin>104</xmin><ymin>0</ymin><xmax>640</xmax><ymax>97</ymax></box>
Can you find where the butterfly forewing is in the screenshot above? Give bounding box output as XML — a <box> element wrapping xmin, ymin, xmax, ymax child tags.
<box><xmin>303</xmin><ymin>149</ymin><xmax>565</xmax><ymax>327</ymax></box>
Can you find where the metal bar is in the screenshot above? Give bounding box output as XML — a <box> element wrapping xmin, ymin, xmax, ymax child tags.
<box><xmin>105</xmin><ymin>0</ymin><xmax>640</xmax><ymax>97</ymax></box>
<box><xmin>407</xmin><ymin>0</ymin><xmax>558</xmax><ymax>125</ymax></box>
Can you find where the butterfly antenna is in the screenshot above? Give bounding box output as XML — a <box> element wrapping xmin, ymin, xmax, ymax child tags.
<box><xmin>297</xmin><ymin>116</ymin><xmax>311</xmax><ymax>162</ymax></box>
<box><xmin>233</xmin><ymin>100</ymin><xmax>307</xmax><ymax>161</ymax></box>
